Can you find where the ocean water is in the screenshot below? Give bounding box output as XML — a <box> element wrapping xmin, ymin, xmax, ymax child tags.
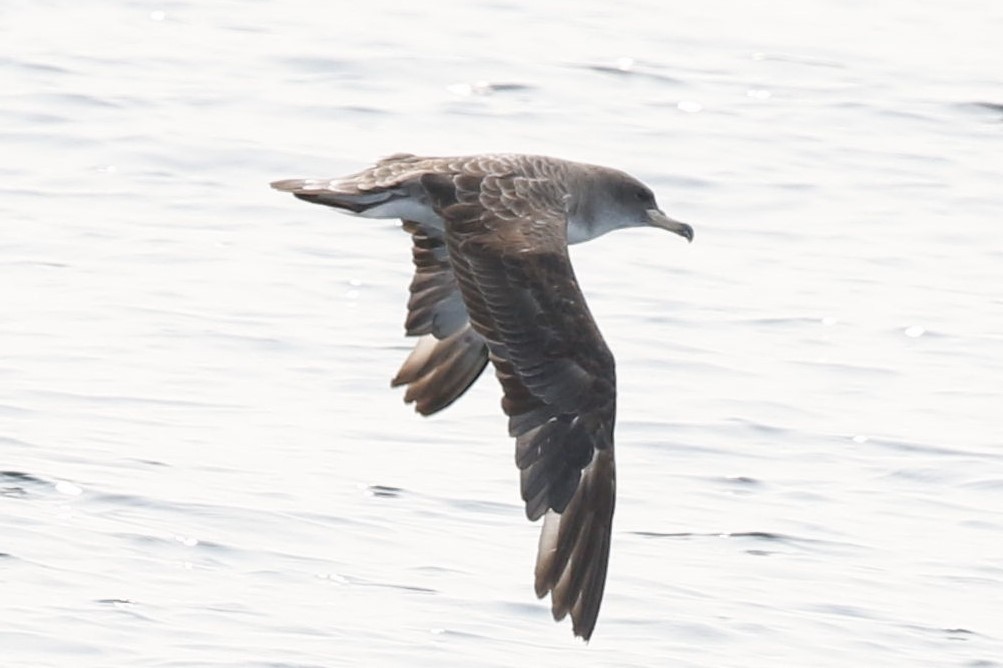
<box><xmin>2</xmin><ymin>0</ymin><xmax>1002</xmax><ymax>666</ymax></box>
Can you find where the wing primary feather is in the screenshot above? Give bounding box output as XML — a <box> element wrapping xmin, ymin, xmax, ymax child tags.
<box><xmin>437</xmin><ymin>192</ymin><xmax>618</xmax><ymax>641</ymax></box>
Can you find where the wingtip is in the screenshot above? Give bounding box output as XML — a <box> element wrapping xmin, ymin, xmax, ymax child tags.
<box><xmin>391</xmin><ymin>330</ymin><xmax>490</xmax><ymax>417</ymax></box>
<box><xmin>574</xmin><ymin>621</ymin><xmax>595</xmax><ymax>643</ymax></box>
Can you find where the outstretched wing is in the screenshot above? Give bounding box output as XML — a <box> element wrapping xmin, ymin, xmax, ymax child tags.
<box><xmin>391</xmin><ymin>220</ymin><xmax>489</xmax><ymax>415</ymax></box>
<box><xmin>271</xmin><ymin>175</ymin><xmax>491</xmax><ymax>416</ymax></box>
<box><xmin>423</xmin><ymin>172</ymin><xmax>618</xmax><ymax>641</ymax></box>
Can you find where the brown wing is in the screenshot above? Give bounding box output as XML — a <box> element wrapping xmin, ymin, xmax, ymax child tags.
<box><xmin>391</xmin><ymin>220</ymin><xmax>488</xmax><ymax>415</ymax></box>
<box><xmin>423</xmin><ymin>172</ymin><xmax>618</xmax><ymax>641</ymax></box>
<box><xmin>272</xmin><ymin>171</ymin><xmax>490</xmax><ymax>416</ymax></box>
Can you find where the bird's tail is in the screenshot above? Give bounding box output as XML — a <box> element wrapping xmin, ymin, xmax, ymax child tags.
<box><xmin>270</xmin><ymin>178</ymin><xmax>396</xmax><ymax>214</ymax></box>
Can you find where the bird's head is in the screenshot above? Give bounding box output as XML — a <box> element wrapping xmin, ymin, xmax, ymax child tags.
<box><xmin>569</xmin><ymin>168</ymin><xmax>694</xmax><ymax>244</ymax></box>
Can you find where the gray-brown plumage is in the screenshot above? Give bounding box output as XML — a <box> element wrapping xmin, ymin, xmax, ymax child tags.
<box><xmin>389</xmin><ymin>219</ymin><xmax>489</xmax><ymax>415</ymax></box>
<box><xmin>271</xmin><ymin>153</ymin><xmax>693</xmax><ymax>641</ymax></box>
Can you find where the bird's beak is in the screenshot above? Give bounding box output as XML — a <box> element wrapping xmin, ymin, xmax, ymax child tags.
<box><xmin>647</xmin><ymin>209</ymin><xmax>694</xmax><ymax>243</ymax></box>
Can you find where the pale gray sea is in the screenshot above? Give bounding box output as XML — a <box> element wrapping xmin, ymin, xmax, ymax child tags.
<box><xmin>2</xmin><ymin>1</ymin><xmax>1002</xmax><ymax>666</ymax></box>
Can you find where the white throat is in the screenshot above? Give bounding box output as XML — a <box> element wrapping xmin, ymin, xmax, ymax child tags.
<box><xmin>566</xmin><ymin>211</ymin><xmax>624</xmax><ymax>245</ymax></box>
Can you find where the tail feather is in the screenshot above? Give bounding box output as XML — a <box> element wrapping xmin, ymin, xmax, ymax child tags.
<box><xmin>270</xmin><ymin>178</ymin><xmax>396</xmax><ymax>213</ymax></box>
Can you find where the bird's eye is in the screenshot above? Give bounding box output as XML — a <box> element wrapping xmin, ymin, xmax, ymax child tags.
<box><xmin>634</xmin><ymin>188</ymin><xmax>650</xmax><ymax>202</ymax></box>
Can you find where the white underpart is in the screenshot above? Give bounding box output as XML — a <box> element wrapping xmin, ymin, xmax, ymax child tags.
<box><xmin>566</xmin><ymin>220</ymin><xmax>594</xmax><ymax>245</ymax></box>
<box><xmin>357</xmin><ymin>197</ymin><xmax>445</xmax><ymax>231</ymax></box>
<box><xmin>566</xmin><ymin>211</ymin><xmax>632</xmax><ymax>245</ymax></box>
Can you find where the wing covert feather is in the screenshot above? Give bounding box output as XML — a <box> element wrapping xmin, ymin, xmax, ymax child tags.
<box><xmin>429</xmin><ymin>176</ymin><xmax>618</xmax><ymax>641</ymax></box>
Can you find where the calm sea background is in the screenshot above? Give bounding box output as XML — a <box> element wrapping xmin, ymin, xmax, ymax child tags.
<box><xmin>2</xmin><ymin>1</ymin><xmax>1002</xmax><ymax>666</ymax></box>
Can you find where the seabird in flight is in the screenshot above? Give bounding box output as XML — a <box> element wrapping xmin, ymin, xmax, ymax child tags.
<box><xmin>271</xmin><ymin>153</ymin><xmax>693</xmax><ymax>641</ymax></box>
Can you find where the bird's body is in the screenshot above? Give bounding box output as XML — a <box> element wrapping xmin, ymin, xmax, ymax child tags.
<box><xmin>272</xmin><ymin>153</ymin><xmax>692</xmax><ymax>640</ymax></box>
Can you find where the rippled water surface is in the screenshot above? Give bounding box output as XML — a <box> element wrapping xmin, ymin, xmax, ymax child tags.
<box><xmin>3</xmin><ymin>1</ymin><xmax>1002</xmax><ymax>666</ymax></box>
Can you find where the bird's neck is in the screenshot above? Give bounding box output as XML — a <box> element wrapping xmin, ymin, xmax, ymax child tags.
<box><xmin>566</xmin><ymin>216</ymin><xmax>596</xmax><ymax>245</ymax></box>
<box><xmin>566</xmin><ymin>210</ymin><xmax>624</xmax><ymax>245</ymax></box>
